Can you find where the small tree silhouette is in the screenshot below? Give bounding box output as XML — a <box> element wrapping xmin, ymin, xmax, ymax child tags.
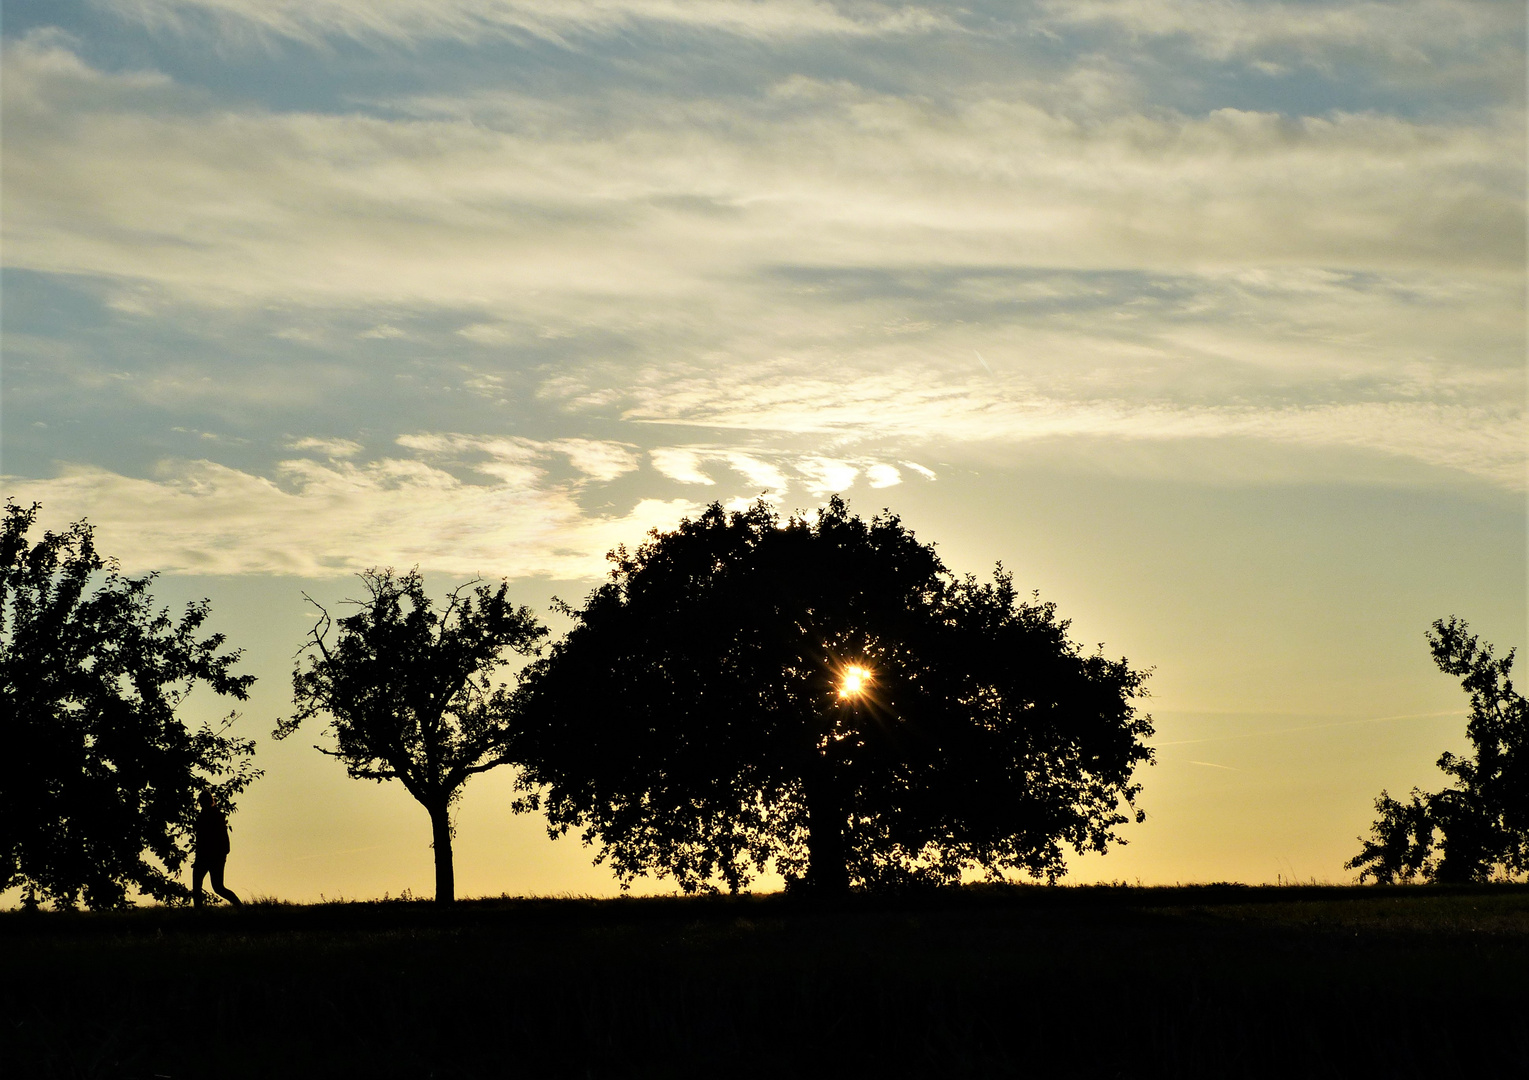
<box><xmin>277</xmin><ymin>568</ymin><xmax>545</xmax><ymax>903</ymax></box>
<box><xmin>1348</xmin><ymin>617</ymin><xmax>1529</xmax><ymax>883</ymax></box>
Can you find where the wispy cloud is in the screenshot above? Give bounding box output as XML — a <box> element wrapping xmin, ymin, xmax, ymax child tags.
<box><xmin>6</xmin><ymin>36</ymin><xmax>1518</xmax><ymax>321</ymax></box>
<box><xmin>797</xmin><ymin>457</ymin><xmax>859</xmax><ymax>495</ymax></box>
<box><xmin>1</xmin><ymin>435</ymin><xmax>934</xmax><ymax>575</ymax></box>
<box><xmin>648</xmin><ymin>447</ymin><xmax>794</xmax><ymax>491</ymax></box>
<box><xmin>288</xmin><ymin>436</ymin><xmax>364</xmax><ymax>458</ymax></box>
<box><xmin>97</xmin><ymin>0</ymin><xmax>950</xmax><ymax>46</ymax></box>
<box><xmin>1038</xmin><ymin>0</ymin><xmax>1520</xmax><ymax>70</ymax></box>
<box><xmin>649</xmin><ymin>447</ymin><xmax>716</xmax><ymax>486</ymax></box>
<box><xmin>3</xmin><ymin>17</ymin><xmax>1521</xmax><ymax>550</ymax></box>
<box><xmin>396</xmin><ymin>433</ymin><xmax>641</xmax><ymax>482</ymax></box>
<box><xmin>3</xmin><ymin>454</ymin><xmax>694</xmax><ymax>578</ymax></box>
<box><xmin>607</xmin><ymin>364</ymin><xmax>1526</xmax><ymax>489</ymax></box>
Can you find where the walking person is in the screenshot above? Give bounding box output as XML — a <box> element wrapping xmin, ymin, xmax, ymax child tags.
<box><xmin>192</xmin><ymin>791</ymin><xmax>242</xmax><ymax>907</ymax></box>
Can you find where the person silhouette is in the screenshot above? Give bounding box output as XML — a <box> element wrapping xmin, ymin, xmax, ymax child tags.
<box><xmin>192</xmin><ymin>791</ymin><xmax>242</xmax><ymax>907</ymax></box>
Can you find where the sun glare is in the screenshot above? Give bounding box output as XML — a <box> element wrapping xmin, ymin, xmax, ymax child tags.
<box><xmin>839</xmin><ymin>664</ymin><xmax>870</xmax><ymax>698</ymax></box>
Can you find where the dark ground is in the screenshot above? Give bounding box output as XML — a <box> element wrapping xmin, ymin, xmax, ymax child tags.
<box><xmin>4</xmin><ymin>883</ymin><xmax>1527</xmax><ymax>1079</ymax></box>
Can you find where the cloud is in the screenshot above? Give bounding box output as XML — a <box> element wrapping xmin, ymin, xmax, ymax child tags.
<box><xmin>288</xmin><ymin>436</ymin><xmax>365</xmax><ymax>457</ymax></box>
<box><xmin>545</xmin><ymin>439</ymin><xmax>642</xmax><ymax>482</ymax></box>
<box><xmin>3</xmin><ymin>34</ymin><xmax>1520</xmax><ymax>507</ymax></box>
<box><xmin>5</xmin><ymin>37</ymin><xmax>1519</xmax><ymax>327</ymax></box>
<box><xmin>612</xmin><ymin>363</ymin><xmax>1526</xmax><ymax>489</ymax></box>
<box><xmin>647</xmin><ymin>447</ymin><xmax>794</xmax><ymax>490</ymax></box>
<box><xmin>797</xmin><ymin>457</ymin><xmax>859</xmax><ymax>494</ymax></box>
<box><xmin>2</xmin><ymin>455</ymin><xmax>694</xmax><ymax>578</ymax></box>
<box><xmin>394</xmin><ymin>432</ymin><xmax>640</xmax><ymax>482</ymax></box>
<box><xmin>720</xmin><ymin>452</ymin><xmax>789</xmax><ymax>492</ymax></box>
<box><xmin>97</xmin><ymin>0</ymin><xmax>949</xmax><ymax>46</ymax></box>
<box><xmin>2</xmin><ymin>434</ymin><xmax>933</xmax><ymax>576</ymax></box>
<box><xmin>93</xmin><ymin>0</ymin><xmax>1519</xmax><ymax>94</ymax></box>
<box><xmin>649</xmin><ymin>447</ymin><xmax>715</xmax><ymax>485</ymax></box>
<box><xmin>1038</xmin><ymin>0</ymin><xmax>1520</xmax><ymax>70</ymax></box>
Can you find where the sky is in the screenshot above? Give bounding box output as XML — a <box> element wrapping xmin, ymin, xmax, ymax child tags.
<box><xmin>2</xmin><ymin>0</ymin><xmax>1525</xmax><ymax>901</ymax></box>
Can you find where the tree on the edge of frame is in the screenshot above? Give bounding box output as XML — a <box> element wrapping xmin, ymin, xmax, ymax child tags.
<box><xmin>277</xmin><ymin>568</ymin><xmax>546</xmax><ymax>903</ymax></box>
<box><xmin>511</xmin><ymin>497</ymin><xmax>1154</xmax><ymax>895</ymax></box>
<box><xmin>0</xmin><ymin>501</ymin><xmax>259</xmax><ymax>910</ymax></box>
<box><xmin>1348</xmin><ymin>617</ymin><xmax>1529</xmax><ymax>884</ymax></box>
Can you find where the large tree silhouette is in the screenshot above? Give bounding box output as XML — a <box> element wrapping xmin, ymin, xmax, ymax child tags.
<box><xmin>278</xmin><ymin>569</ymin><xmax>545</xmax><ymax>903</ymax></box>
<box><xmin>1</xmin><ymin>501</ymin><xmax>258</xmax><ymax>910</ymax></box>
<box><xmin>1348</xmin><ymin>617</ymin><xmax>1528</xmax><ymax>884</ymax></box>
<box><xmin>513</xmin><ymin>498</ymin><xmax>1153</xmax><ymax>894</ymax></box>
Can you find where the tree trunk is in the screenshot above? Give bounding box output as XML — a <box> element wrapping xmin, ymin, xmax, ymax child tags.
<box><xmin>805</xmin><ymin>766</ymin><xmax>849</xmax><ymax>895</ymax></box>
<box><xmin>429</xmin><ymin>803</ymin><xmax>455</xmax><ymax>904</ymax></box>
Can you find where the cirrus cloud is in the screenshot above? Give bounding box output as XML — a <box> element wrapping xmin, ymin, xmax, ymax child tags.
<box><xmin>95</xmin><ymin>0</ymin><xmax>950</xmax><ymax>47</ymax></box>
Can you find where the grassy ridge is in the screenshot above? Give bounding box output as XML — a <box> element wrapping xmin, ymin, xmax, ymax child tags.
<box><xmin>5</xmin><ymin>884</ymin><xmax>1527</xmax><ymax>1078</ymax></box>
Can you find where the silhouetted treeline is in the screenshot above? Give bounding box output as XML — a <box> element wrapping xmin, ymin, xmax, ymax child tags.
<box><xmin>11</xmin><ymin>492</ymin><xmax>1523</xmax><ymax>913</ymax></box>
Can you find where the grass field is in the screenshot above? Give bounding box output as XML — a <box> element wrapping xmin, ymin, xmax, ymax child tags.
<box><xmin>4</xmin><ymin>884</ymin><xmax>1527</xmax><ymax>1079</ymax></box>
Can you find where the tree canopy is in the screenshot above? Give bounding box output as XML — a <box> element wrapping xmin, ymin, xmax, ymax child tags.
<box><xmin>512</xmin><ymin>498</ymin><xmax>1154</xmax><ymax>894</ymax></box>
<box><xmin>1</xmin><ymin>501</ymin><xmax>258</xmax><ymax>910</ymax></box>
<box><xmin>277</xmin><ymin>568</ymin><xmax>546</xmax><ymax>902</ymax></box>
<box><xmin>1348</xmin><ymin>617</ymin><xmax>1528</xmax><ymax>884</ymax></box>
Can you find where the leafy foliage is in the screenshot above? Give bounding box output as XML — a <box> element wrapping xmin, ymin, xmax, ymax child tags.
<box><xmin>1348</xmin><ymin>617</ymin><xmax>1529</xmax><ymax>883</ymax></box>
<box><xmin>0</xmin><ymin>501</ymin><xmax>257</xmax><ymax>910</ymax></box>
<box><xmin>277</xmin><ymin>568</ymin><xmax>546</xmax><ymax>902</ymax></box>
<box><xmin>513</xmin><ymin>498</ymin><xmax>1154</xmax><ymax>893</ymax></box>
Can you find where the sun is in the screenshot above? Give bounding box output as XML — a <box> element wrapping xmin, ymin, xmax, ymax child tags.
<box><xmin>838</xmin><ymin>664</ymin><xmax>871</xmax><ymax>698</ymax></box>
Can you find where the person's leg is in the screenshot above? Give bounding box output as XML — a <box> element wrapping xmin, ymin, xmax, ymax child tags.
<box><xmin>192</xmin><ymin>861</ymin><xmax>208</xmax><ymax>906</ymax></box>
<box><xmin>208</xmin><ymin>858</ymin><xmax>242</xmax><ymax>906</ymax></box>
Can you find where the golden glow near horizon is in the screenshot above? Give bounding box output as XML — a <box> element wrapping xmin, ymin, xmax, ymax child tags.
<box><xmin>839</xmin><ymin>665</ymin><xmax>871</xmax><ymax>698</ymax></box>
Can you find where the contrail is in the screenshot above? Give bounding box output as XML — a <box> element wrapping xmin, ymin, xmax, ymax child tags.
<box><xmin>1158</xmin><ymin>710</ymin><xmax>1464</xmax><ymax>748</ymax></box>
<box><xmin>974</xmin><ymin>350</ymin><xmax>992</xmax><ymax>374</ymax></box>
